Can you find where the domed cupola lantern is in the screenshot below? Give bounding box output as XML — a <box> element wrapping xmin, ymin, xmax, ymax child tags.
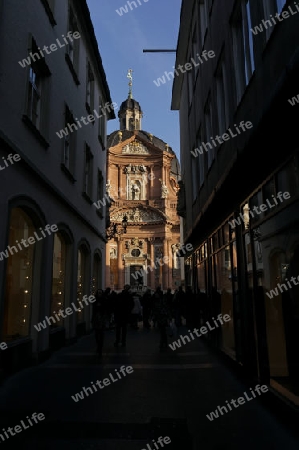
<box><xmin>118</xmin><ymin>69</ymin><xmax>143</xmax><ymax>131</ymax></box>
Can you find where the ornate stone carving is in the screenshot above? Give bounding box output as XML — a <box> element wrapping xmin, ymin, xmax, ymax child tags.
<box><xmin>110</xmin><ymin>208</ymin><xmax>163</xmax><ymax>223</ymax></box>
<box><xmin>127</xmin><ymin>238</ymin><xmax>144</xmax><ymax>249</ymax></box>
<box><xmin>122</xmin><ymin>141</ymin><xmax>149</xmax><ymax>154</ymax></box>
<box><xmin>171</xmin><ymin>243</ymin><xmax>181</xmax><ymax>253</ymax></box>
<box><xmin>124</xmin><ymin>165</ymin><xmax>130</xmax><ymax>174</ymax></box>
<box><xmin>124</xmin><ymin>164</ymin><xmax>147</xmax><ymax>174</ymax></box>
<box><xmin>106</xmin><ymin>180</ymin><xmax>112</xmax><ymax>195</ymax></box>
<box><xmin>131</xmin><ymin>182</ymin><xmax>140</xmax><ymax>200</ymax></box>
<box><xmin>161</xmin><ymin>182</ymin><xmax>168</xmax><ymax>199</ymax></box>
<box><xmin>110</xmin><ymin>247</ymin><xmax>117</xmax><ymax>259</ymax></box>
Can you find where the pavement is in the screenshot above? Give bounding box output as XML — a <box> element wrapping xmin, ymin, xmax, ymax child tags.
<box><xmin>0</xmin><ymin>323</ymin><xmax>298</xmax><ymax>449</ymax></box>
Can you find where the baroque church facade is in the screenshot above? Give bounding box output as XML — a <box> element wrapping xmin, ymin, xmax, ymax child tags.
<box><xmin>105</xmin><ymin>93</ymin><xmax>182</xmax><ymax>291</ymax></box>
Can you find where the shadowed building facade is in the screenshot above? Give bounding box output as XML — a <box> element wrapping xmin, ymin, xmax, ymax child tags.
<box><xmin>172</xmin><ymin>0</ymin><xmax>299</xmax><ymax>409</ymax></box>
<box><xmin>0</xmin><ymin>0</ymin><xmax>113</xmax><ymax>374</ymax></box>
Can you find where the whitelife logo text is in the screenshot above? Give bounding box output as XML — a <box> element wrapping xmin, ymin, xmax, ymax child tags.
<box><xmin>228</xmin><ymin>191</ymin><xmax>290</xmax><ymax>228</ymax></box>
<box><xmin>0</xmin><ymin>224</ymin><xmax>58</xmax><ymax>261</ymax></box>
<box><xmin>34</xmin><ymin>294</ymin><xmax>96</xmax><ymax>332</ymax></box>
<box><xmin>0</xmin><ymin>412</ymin><xmax>45</xmax><ymax>444</ymax></box>
<box><xmin>191</xmin><ymin>121</ymin><xmax>253</xmax><ymax>157</ymax></box>
<box><xmin>206</xmin><ymin>384</ymin><xmax>269</xmax><ymax>421</ymax></box>
<box><xmin>71</xmin><ymin>366</ymin><xmax>134</xmax><ymax>402</ymax></box>
<box><xmin>153</xmin><ymin>50</ymin><xmax>215</xmax><ymax>87</ymax></box>
<box><xmin>169</xmin><ymin>314</ymin><xmax>231</xmax><ymax>351</ymax></box>
<box><xmin>18</xmin><ymin>32</ymin><xmax>81</xmax><ymax>68</ymax></box>
<box><xmin>116</xmin><ymin>0</ymin><xmax>149</xmax><ymax>16</ymax></box>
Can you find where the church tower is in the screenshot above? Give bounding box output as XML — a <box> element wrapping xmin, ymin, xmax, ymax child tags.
<box><xmin>118</xmin><ymin>69</ymin><xmax>143</xmax><ymax>131</ymax></box>
<box><xmin>106</xmin><ymin>70</ymin><xmax>182</xmax><ymax>291</ymax></box>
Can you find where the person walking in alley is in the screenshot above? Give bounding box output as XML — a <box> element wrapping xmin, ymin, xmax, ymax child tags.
<box><xmin>153</xmin><ymin>286</ymin><xmax>171</xmax><ymax>349</ymax></box>
<box><xmin>141</xmin><ymin>288</ymin><xmax>153</xmax><ymax>328</ymax></box>
<box><xmin>164</xmin><ymin>288</ymin><xmax>173</xmax><ymax>311</ymax></box>
<box><xmin>185</xmin><ymin>286</ymin><xmax>196</xmax><ymax>328</ymax></box>
<box><xmin>130</xmin><ymin>293</ymin><xmax>142</xmax><ymax>329</ymax></box>
<box><xmin>91</xmin><ymin>289</ymin><xmax>109</xmax><ymax>358</ymax></box>
<box><xmin>173</xmin><ymin>285</ymin><xmax>185</xmax><ymax>328</ymax></box>
<box><xmin>108</xmin><ymin>289</ymin><xmax>118</xmax><ymax>329</ymax></box>
<box><xmin>113</xmin><ymin>284</ymin><xmax>134</xmax><ymax>347</ymax></box>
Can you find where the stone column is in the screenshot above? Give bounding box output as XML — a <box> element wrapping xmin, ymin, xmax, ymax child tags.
<box><xmin>150</xmin><ymin>166</ymin><xmax>154</xmax><ymax>191</ymax></box>
<box><xmin>168</xmin><ymin>241</ymin><xmax>173</xmax><ymax>290</ymax></box>
<box><xmin>105</xmin><ymin>244</ymin><xmax>110</xmax><ymax>288</ymax></box>
<box><xmin>163</xmin><ymin>238</ymin><xmax>169</xmax><ymax>290</ymax></box>
<box><xmin>149</xmin><ymin>238</ymin><xmax>155</xmax><ymax>289</ymax></box>
<box><xmin>117</xmin><ymin>238</ymin><xmax>123</xmax><ymax>289</ymax></box>
<box><xmin>118</xmin><ymin>165</ymin><xmax>122</xmax><ymax>198</ymax></box>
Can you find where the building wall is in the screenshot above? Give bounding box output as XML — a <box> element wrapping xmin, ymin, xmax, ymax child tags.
<box><xmin>172</xmin><ymin>0</ymin><xmax>299</xmax><ymax>406</ymax></box>
<box><xmin>0</xmin><ymin>0</ymin><xmax>113</xmax><ymax>373</ymax></box>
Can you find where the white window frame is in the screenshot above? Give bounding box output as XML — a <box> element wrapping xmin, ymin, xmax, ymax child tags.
<box><xmin>216</xmin><ymin>57</ymin><xmax>230</xmax><ymax>135</ymax></box>
<box><xmin>67</xmin><ymin>7</ymin><xmax>79</xmax><ymax>70</ymax></box>
<box><xmin>86</xmin><ymin>62</ymin><xmax>95</xmax><ymax>111</ymax></box>
<box><xmin>198</xmin><ymin>0</ymin><xmax>208</xmax><ymax>48</ymax></box>
<box><xmin>62</xmin><ymin>105</ymin><xmax>76</xmax><ymax>174</ymax></box>
<box><xmin>98</xmin><ymin>97</ymin><xmax>107</xmax><ymax>148</ymax></box>
<box><xmin>232</xmin><ymin>0</ymin><xmax>255</xmax><ymax>104</ymax></box>
<box><xmin>205</xmin><ymin>99</ymin><xmax>215</xmax><ymax>169</ymax></box>
<box><xmin>27</xmin><ymin>67</ymin><xmax>41</xmax><ymax>128</ymax></box>
<box><xmin>191</xmin><ymin>151</ymin><xmax>199</xmax><ymax>202</ymax></box>
<box><xmin>84</xmin><ymin>144</ymin><xmax>93</xmax><ymax>197</ymax></box>
<box><xmin>197</xmin><ymin>128</ymin><xmax>205</xmax><ymax>187</ymax></box>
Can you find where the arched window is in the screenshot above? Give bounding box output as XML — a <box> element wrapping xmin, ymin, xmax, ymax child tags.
<box><xmin>129</xmin><ymin>118</ymin><xmax>134</xmax><ymax>130</ymax></box>
<box><xmin>51</xmin><ymin>233</ymin><xmax>66</xmax><ymax>328</ymax></box>
<box><xmin>3</xmin><ymin>208</ymin><xmax>36</xmax><ymax>340</ymax></box>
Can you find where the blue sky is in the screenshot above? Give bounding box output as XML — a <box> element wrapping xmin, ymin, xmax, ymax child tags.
<box><xmin>86</xmin><ymin>0</ymin><xmax>182</xmax><ymax>159</ymax></box>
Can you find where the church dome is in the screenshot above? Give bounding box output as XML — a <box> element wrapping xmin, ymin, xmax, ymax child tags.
<box><xmin>118</xmin><ymin>98</ymin><xmax>142</xmax><ymax>115</ymax></box>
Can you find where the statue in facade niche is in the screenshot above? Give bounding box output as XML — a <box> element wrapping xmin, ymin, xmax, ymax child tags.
<box><xmin>110</xmin><ymin>248</ymin><xmax>117</xmax><ymax>259</ymax></box>
<box><xmin>106</xmin><ymin>180</ymin><xmax>112</xmax><ymax>195</ymax></box>
<box><xmin>161</xmin><ymin>182</ymin><xmax>168</xmax><ymax>199</ymax></box>
<box><xmin>132</xmin><ymin>183</ymin><xmax>140</xmax><ymax>200</ymax></box>
<box><xmin>133</xmin><ymin>208</ymin><xmax>141</xmax><ymax>221</ymax></box>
